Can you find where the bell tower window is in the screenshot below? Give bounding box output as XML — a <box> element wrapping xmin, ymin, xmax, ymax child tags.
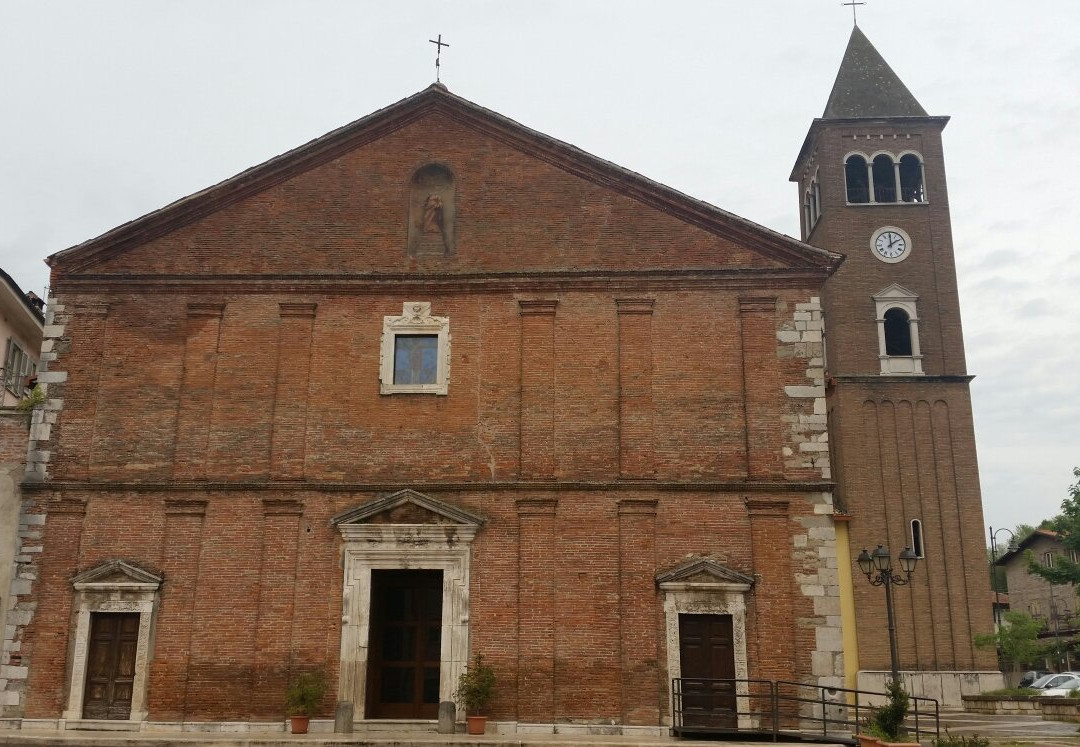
<box><xmin>872</xmin><ymin>154</ymin><xmax>897</xmax><ymax>202</ymax></box>
<box><xmin>845</xmin><ymin>155</ymin><xmax>870</xmax><ymax>203</ymax></box>
<box><xmin>873</xmin><ymin>284</ymin><xmax>923</xmax><ymax>375</ymax></box>
<box><xmin>899</xmin><ymin>154</ymin><xmax>926</xmax><ymax>202</ymax></box>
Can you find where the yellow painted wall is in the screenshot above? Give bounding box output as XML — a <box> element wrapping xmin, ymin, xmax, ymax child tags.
<box><xmin>835</xmin><ymin>518</ymin><xmax>859</xmax><ymax>694</ymax></box>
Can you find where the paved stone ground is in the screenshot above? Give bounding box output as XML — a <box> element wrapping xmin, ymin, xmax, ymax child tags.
<box><xmin>937</xmin><ymin>708</ymin><xmax>1080</xmax><ymax>745</ymax></box>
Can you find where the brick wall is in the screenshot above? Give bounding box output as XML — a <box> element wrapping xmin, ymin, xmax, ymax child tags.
<box><xmin>13</xmin><ymin>106</ymin><xmax>842</xmax><ymax>723</ymax></box>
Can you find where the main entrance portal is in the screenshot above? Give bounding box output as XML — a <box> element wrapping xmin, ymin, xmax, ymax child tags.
<box><xmin>366</xmin><ymin>569</ymin><xmax>443</xmax><ymax>719</ymax></box>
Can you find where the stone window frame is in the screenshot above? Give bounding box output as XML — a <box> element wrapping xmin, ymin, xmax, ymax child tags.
<box><xmin>379</xmin><ymin>302</ymin><xmax>451</xmax><ymax>395</ymax></box>
<box><xmin>62</xmin><ymin>560</ymin><xmax>162</xmax><ymax>723</ymax></box>
<box><xmin>332</xmin><ymin>489</ymin><xmax>483</xmax><ymax>720</ymax></box>
<box><xmin>872</xmin><ymin>284</ymin><xmax>924</xmax><ymax>376</ymax></box>
<box><xmin>657</xmin><ymin>559</ymin><xmax>755</xmax><ymax>729</ymax></box>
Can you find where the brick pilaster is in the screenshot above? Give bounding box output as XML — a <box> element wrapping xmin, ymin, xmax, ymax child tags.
<box><xmin>146</xmin><ymin>498</ymin><xmax>207</xmax><ymax>719</ymax></box>
<box><xmin>250</xmin><ymin>499</ymin><xmax>303</xmax><ymax>719</ymax></box>
<box><xmin>270</xmin><ymin>304</ymin><xmax>316</xmax><ymax>480</ymax></box>
<box><xmin>617</xmin><ymin>498</ymin><xmax>659</xmax><ymax>725</ymax></box>
<box><xmin>746</xmin><ymin>498</ymin><xmax>793</xmax><ymax>680</ymax></box>
<box><xmin>739</xmin><ymin>298</ymin><xmax>782</xmax><ymax>478</ymax></box>
<box><xmin>516</xmin><ymin>497</ymin><xmax>557</xmax><ymax>722</ymax></box>
<box><xmin>616</xmin><ymin>299</ymin><xmax>655</xmax><ymax>479</ymax></box>
<box><xmin>23</xmin><ymin>497</ymin><xmax>86</xmax><ymax>718</ymax></box>
<box><xmin>519</xmin><ymin>301</ymin><xmax>558</xmax><ymax>478</ymax></box>
<box><xmin>173</xmin><ymin>304</ymin><xmax>225</xmax><ymax>480</ymax></box>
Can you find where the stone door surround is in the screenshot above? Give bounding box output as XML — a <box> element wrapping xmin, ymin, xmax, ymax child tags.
<box><xmin>332</xmin><ymin>489</ymin><xmax>483</xmax><ymax>721</ymax></box>
<box><xmin>62</xmin><ymin>560</ymin><xmax>162</xmax><ymax>723</ymax></box>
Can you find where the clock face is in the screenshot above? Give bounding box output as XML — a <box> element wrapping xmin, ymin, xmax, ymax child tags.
<box><xmin>871</xmin><ymin>227</ymin><xmax>911</xmax><ymax>263</ymax></box>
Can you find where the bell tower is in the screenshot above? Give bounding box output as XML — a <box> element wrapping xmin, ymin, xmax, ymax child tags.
<box><xmin>791</xmin><ymin>26</ymin><xmax>1000</xmax><ymax>693</ymax></box>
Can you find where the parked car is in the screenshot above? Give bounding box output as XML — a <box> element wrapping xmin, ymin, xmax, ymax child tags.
<box><xmin>1033</xmin><ymin>673</ymin><xmax>1080</xmax><ymax>690</ymax></box>
<box><xmin>1040</xmin><ymin>676</ymin><xmax>1080</xmax><ymax>696</ymax></box>
<box><xmin>1019</xmin><ymin>670</ymin><xmax>1051</xmax><ymax>688</ymax></box>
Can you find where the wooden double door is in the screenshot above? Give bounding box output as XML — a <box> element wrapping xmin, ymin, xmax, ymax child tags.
<box><xmin>83</xmin><ymin>612</ymin><xmax>139</xmax><ymax>719</ymax></box>
<box><xmin>366</xmin><ymin>569</ymin><xmax>443</xmax><ymax>719</ymax></box>
<box><xmin>679</xmin><ymin>613</ymin><xmax>738</xmax><ymax>729</ymax></box>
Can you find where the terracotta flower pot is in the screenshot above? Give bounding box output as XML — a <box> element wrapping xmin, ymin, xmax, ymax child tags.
<box><xmin>466</xmin><ymin>715</ymin><xmax>488</xmax><ymax>735</ymax></box>
<box><xmin>856</xmin><ymin>735</ymin><xmax>881</xmax><ymax>747</ymax></box>
<box><xmin>290</xmin><ymin>715</ymin><xmax>310</xmax><ymax>734</ymax></box>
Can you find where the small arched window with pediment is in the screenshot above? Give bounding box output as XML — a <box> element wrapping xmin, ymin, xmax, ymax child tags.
<box><xmin>407</xmin><ymin>163</ymin><xmax>456</xmax><ymax>257</ymax></box>
<box><xmin>883</xmin><ymin>307</ymin><xmax>912</xmax><ymax>356</ymax></box>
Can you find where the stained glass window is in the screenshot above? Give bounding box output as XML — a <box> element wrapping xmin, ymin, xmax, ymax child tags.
<box><xmin>393</xmin><ymin>335</ymin><xmax>438</xmax><ymax>385</ymax></box>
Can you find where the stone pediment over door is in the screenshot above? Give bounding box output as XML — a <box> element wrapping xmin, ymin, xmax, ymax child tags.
<box><xmin>330</xmin><ymin>488</ymin><xmax>485</xmax><ymax>528</ymax></box>
<box><xmin>655</xmin><ymin>557</ymin><xmax>755</xmax><ymax>591</ymax></box>
<box><xmin>71</xmin><ymin>559</ymin><xmax>163</xmax><ymax>592</ymax></box>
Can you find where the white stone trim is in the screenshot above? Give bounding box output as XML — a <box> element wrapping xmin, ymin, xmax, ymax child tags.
<box><xmin>62</xmin><ymin>563</ymin><xmax>161</xmax><ymax>722</ymax></box>
<box><xmin>379</xmin><ymin>302</ymin><xmax>450</xmax><ymax>395</ymax></box>
<box><xmin>872</xmin><ymin>283</ymin><xmax>924</xmax><ymax>375</ymax></box>
<box><xmin>336</xmin><ymin>523</ymin><xmax>477</xmax><ymax>720</ymax></box>
<box><xmin>660</xmin><ymin>579</ymin><xmax>752</xmax><ymax>729</ymax></box>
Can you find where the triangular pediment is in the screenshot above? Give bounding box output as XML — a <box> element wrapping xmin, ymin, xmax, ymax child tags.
<box><xmin>331</xmin><ymin>489</ymin><xmax>484</xmax><ymax>527</ymax></box>
<box><xmin>48</xmin><ymin>84</ymin><xmax>840</xmax><ymax>277</ymax></box>
<box><xmin>873</xmin><ymin>283</ymin><xmax>918</xmax><ymax>301</ymax></box>
<box><xmin>655</xmin><ymin>557</ymin><xmax>755</xmax><ymax>587</ymax></box>
<box><xmin>71</xmin><ymin>559</ymin><xmax>162</xmax><ymax>588</ymax></box>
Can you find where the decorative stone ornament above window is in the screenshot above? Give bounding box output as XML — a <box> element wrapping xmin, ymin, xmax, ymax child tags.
<box><xmin>380</xmin><ymin>302</ymin><xmax>451</xmax><ymax>395</ymax></box>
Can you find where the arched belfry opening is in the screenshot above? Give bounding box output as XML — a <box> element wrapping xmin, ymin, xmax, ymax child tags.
<box><xmin>407</xmin><ymin>163</ymin><xmax>456</xmax><ymax>257</ymax></box>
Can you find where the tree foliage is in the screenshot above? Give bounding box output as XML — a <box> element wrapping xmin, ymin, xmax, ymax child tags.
<box><xmin>975</xmin><ymin>611</ymin><xmax>1046</xmax><ymax>672</ymax></box>
<box><xmin>1026</xmin><ymin>467</ymin><xmax>1080</xmax><ymax>586</ymax></box>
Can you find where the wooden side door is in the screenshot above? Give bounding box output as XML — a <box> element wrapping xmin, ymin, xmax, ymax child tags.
<box><xmin>366</xmin><ymin>570</ymin><xmax>443</xmax><ymax>719</ymax></box>
<box><xmin>678</xmin><ymin>613</ymin><xmax>737</xmax><ymax>729</ymax></box>
<box><xmin>83</xmin><ymin>612</ymin><xmax>140</xmax><ymax>720</ymax></box>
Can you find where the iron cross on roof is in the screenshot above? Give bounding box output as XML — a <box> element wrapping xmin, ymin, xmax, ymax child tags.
<box><xmin>429</xmin><ymin>34</ymin><xmax>450</xmax><ymax>82</ymax></box>
<box><xmin>841</xmin><ymin>0</ymin><xmax>866</xmax><ymax>24</ymax></box>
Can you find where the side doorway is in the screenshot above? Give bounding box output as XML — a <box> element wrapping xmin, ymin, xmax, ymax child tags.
<box><xmin>678</xmin><ymin>613</ymin><xmax>738</xmax><ymax>729</ymax></box>
<box><xmin>82</xmin><ymin>612</ymin><xmax>140</xmax><ymax>719</ymax></box>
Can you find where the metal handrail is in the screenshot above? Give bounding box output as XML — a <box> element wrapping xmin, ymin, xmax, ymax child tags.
<box><xmin>672</xmin><ymin>677</ymin><xmax>939</xmax><ymax>742</ymax></box>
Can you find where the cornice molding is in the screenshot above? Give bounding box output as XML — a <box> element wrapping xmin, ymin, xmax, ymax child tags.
<box><xmin>50</xmin><ymin>266</ymin><xmax>833</xmax><ymax>297</ymax></box>
<box><xmin>24</xmin><ymin>479</ymin><xmax>835</xmax><ymax>494</ymax></box>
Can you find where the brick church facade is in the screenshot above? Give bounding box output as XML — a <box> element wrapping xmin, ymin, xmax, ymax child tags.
<box><xmin>3</xmin><ymin>27</ymin><xmax>998</xmax><ymax>732</ymax></box>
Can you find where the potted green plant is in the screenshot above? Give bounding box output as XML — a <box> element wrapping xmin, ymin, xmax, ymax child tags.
<box><xmin>454</xmin><ymin>654</ymin><xmax>496</xmax><ymax>734</ymax></box>
<box><xmin>860</xmin><ymin>680</ymin><xmax>918</xmax><ymax>747</ymax></box>
<box><xmin>285</xmin><ymin>668</ymin><xmax>328</xmax><ymax>734</ymax></box>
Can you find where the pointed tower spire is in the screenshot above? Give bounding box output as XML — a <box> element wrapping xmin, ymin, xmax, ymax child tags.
<box><xmin>822</xmin><ymin>26</ymin><xmax>927</xmax><ymax>118</ymax></box>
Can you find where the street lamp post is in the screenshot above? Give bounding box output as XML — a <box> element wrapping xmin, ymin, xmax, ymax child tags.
<box><xmin>857</xmin><ymin>544</ymin><xmax>919</xmax><ymax>685</ymax></box>
<box><xmin>989</xmin><ymin>526</ymin><xmax>1016</xmax><ymax>629</ymax></box>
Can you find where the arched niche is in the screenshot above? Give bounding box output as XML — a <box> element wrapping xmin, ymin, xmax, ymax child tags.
<box><xmin>407</xmin><ymin>163</ymin><xmax>456</xmax><ymax>257</ymax></box>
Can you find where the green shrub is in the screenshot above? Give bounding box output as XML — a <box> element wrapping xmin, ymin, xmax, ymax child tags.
<box><xmin>932</xmin><ymin>729</ymin><xmax>989</xmax><ymax>747</ymax></box>
<box><xmin>454</xmin><ymin>654</ymin><xmax>496</xmax><ymax>715</ymax></box>
<box><xmin>980</xmin><ymin>687</ymin><xmax>1039</xmax><ymax>697</ymax></box>
<box><xmin>285</xmin><ymin>668</ymin><xmax>328</xmax><ymax>716</ymax></box>
<box><xmin>864</xmin><ymin>680</ymin><xmax>909</xmax><ymax>741</ymax></box>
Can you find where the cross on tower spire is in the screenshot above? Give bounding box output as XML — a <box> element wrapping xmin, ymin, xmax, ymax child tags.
<box><xmin>429</xmin><ymin>34</ymin><xmax>450</xmax><ymax>83</ymax></box>
<box><xmin>841</xmin><ymin>0</ymin><xmax>866</xmax><ymax>25</ymax></box>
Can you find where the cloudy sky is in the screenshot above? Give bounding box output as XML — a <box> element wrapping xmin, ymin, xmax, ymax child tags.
<box><xmin>2</xmin><ymin>1</ymin><xmax>1076</xmax><ymax>537</ymax></box>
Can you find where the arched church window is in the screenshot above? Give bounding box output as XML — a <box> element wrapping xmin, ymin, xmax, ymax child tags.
<box><xmin>910</xmin><ymin>519</ymin><xmax>925</xmax><ymax>558</ymax></box>
<box><xmin>883</xmin><ymin>307</ymin><xmax>912</xmax><ymax>356</ymax></box>
<box><xmin>407</xmin><ymin>163</ymin><xmax>456</xmax><ymax>257</ymax></box>
<box><xmin>899</xmin><ymin>154</ymin><xmax>925</xmax><ymax>203</ymax></box>
<box><xmin>872</xmin><ymin>154</ymin><xmax>897</xmax><ymax>203</ymax></box>
<box><xmin>845</xmin><ymin>155</ymin><xmax>870</xmax><ymax>203</ymax></box>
